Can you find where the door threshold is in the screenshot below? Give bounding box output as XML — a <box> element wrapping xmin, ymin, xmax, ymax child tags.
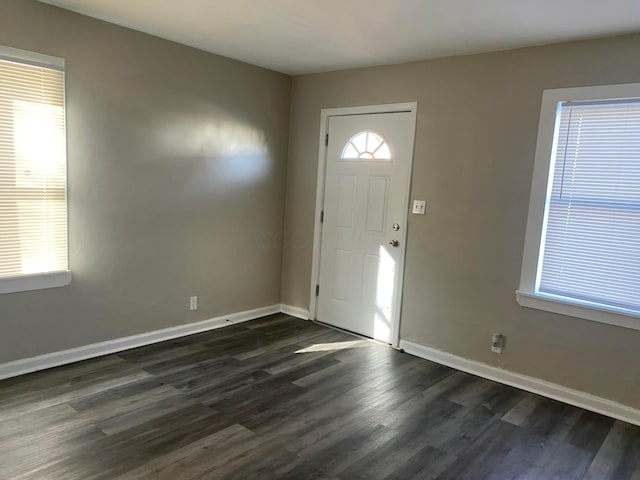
<box><xmin>311</xmin><ymin>319</ymin><xmax>394</xmax><ymax>348</ymax></box>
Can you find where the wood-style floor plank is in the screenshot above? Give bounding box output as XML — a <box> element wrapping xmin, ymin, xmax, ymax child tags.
<box><xmin>0</xmin><ymin>313</ymin><xmax>638</xmax><ymax>479</ymax></box>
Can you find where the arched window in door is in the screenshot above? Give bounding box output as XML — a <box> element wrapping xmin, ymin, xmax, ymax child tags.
<box><xmin>341</xmin><ymin>131</ymin><xmax>391</xmax><ymax>160</ymax></box>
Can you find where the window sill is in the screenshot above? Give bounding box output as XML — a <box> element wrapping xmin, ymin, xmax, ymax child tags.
<box><xmin>0</xmin><ymin>271</ymin><xmax>72</xmax><ymax>294</ymax></box>
<box><xmin>516</xmin><ymin>290</ymin><xmax>640</xmax><ymax>331</ymax></box>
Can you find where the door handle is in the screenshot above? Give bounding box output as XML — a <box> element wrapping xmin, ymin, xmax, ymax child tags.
<box><xmin>389</xmin><ymin>239</ymin><xmax>399</xmax><ymax>247</ymax></box>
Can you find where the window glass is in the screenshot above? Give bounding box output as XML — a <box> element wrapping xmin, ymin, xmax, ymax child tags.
<box><xmin>0</xmin><ymin>54</ymin><xmax>68</xmax><ymax>279</ymax></box>
<box><xmin>341</xmin><ymin>131</ymin><xmax>391</xmax><ymax>160</ymax></box>
<box><xmin>537</xmin><ymin>100</ymin><xmax>640</xmax><ymax>312</ymax></box>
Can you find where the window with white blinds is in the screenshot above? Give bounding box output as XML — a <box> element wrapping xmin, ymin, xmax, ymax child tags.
<box><xmin>0</xmin><ymin>47</ymin><xmax>69</xmax><ymax>294</ymax></box>
<box><xmin>538</xmin><ymin>100</ymin><xmax>640</xmax><ymax>312</ymax></box>
<box><xmin>518</xmin><ymin>83</ymin><xmax>640</xmax><ymax>330</ymax></box>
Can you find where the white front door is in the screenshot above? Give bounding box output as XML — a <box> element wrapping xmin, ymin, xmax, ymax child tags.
<box><xmin>317</xmin><ymin>111</ymin><xmax>415</xmax><ymax>343</ymax></box>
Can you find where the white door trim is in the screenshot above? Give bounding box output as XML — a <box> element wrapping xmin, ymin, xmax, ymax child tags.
<box><xmin>309</xmin><ymin>102</ymin><xmax>418</xmax><ymax>348</ymax></box>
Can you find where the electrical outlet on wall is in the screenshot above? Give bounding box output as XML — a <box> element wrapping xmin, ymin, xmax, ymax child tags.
<box><xmin>189</xmin><ymin>296</ymin><xmax>198</xmax><ymax>311</ymax></box>
<box><xmin>491</xmin><ymin>333</ymin><xmax>505</xmax><ymax>354</ymax></box>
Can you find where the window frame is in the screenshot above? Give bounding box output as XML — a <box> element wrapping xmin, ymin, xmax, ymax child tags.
<box><xmin>0</xmin><ymin>46</ymin><xmax>71</xmax><ymax>295</ymax></box>
<box><xmin>517</xmin><ymin>82</ymin><xmax>640</xmax><ymax>331</ymax></box>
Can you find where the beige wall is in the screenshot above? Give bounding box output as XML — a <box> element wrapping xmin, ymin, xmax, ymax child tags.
<box><xmin>282</xmin><ymin>34</ymin><xmax>640</xmax><ymax>408</ymax></box>
<box><xmin>0</xmin><ymin>0</ymin><xmax>291</xmax><ymax>362</ymax></box>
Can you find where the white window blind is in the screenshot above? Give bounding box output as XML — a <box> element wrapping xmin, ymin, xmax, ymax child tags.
<box><xmin>537</xmin><ymin>100</ymin><xmax>640</xmax><ymax>313</ymax></box>
<box><xmin>0</xmin><ymin>54</ymin><xmax>68</xmax><ymax>281</ymax></box>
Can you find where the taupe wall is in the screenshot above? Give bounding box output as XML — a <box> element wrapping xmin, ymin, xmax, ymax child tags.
<box><xmin>282</xmin><ymin>34</ymin><xmax>640</xmax><ymax>408</ymax></box>
<box><xmin>0</xmin><ymin>0</ymin><xmax>291</xmax><ymax>363</ymax></box>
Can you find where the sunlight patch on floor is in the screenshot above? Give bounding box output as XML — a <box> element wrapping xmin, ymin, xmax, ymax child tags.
<box><xmin>295</xmin><ymin>340</ymin><xmax>370</xmax><ymax>353</ymax></box>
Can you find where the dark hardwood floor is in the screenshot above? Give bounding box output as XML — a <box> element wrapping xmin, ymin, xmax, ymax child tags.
<box><xmin>1</xmin><ymin>314</ymin><xmax>639</xmax><ymax>479</ymax></box>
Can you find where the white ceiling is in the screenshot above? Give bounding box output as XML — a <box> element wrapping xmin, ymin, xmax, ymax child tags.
<box><xmin>40</xmin><ymin>0</ymin><xmax>640</xmax><ymax>75</ymax></box>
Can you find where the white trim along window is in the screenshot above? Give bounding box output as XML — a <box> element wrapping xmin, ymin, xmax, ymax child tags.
<box><xmin>517</xmin><ymin>83</ymin><xmax>640</xmax><ymax>330</ymax></box>
<box><xmin>0</xmin><ymin>46</ymin><xmax>70</xmax><ymax>294</ymax></box>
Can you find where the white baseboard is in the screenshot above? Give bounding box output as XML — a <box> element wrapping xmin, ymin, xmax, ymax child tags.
<box><xmin>280</xmin><ymin>304</ymin><xmax>311</xmax><ymax>320</ymax></box>
<box><xmin>0</xmin><ymin>304</ymin><xmax>281</xmax><ymax>381</ymax></box>
<box><xmin>399</xmin><ymin>339</ymin><xmax>640</xmax><ymax>427</ymax></box>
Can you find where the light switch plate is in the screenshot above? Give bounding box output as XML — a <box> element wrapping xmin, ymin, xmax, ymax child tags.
<box><xmin>412</xmin><ymin>200</ymin><xmax>426</xmax><ymax>215</ymax></box>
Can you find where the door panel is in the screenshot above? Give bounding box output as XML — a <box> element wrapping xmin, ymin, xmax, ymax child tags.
<box><xmin>366</xmin><ymin>176</ymin><xmax>389</xmax><ymax>233</ymax></box>
<box><xmin>317</xmin><ymin>112</ymin><xmax>415</xmax><ymax>343</ymax></box>
<box><xmin>336</xmin><ymin>176</ymin><xmax>356</xmax><ymax>228</ymax></box>
<box><xmin>332</xmin><ymin>249</ymin><xmax>352</xmax><ymax>301</ymax></box>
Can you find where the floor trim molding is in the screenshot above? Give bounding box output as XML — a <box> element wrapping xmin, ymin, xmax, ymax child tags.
<box><xmin>0</xmin><ymin>304</ymin><xmax>281</xmax><ymax>381</ymax></box>
<box><xmin>280</xmin><ymin>304</ymin><xmax>311</xmax><ymax>320</ymax></box>
<box><xmin>399</xmin><ymin>339</ymin><xmax>640</xmax><ymax>427</ymax></box>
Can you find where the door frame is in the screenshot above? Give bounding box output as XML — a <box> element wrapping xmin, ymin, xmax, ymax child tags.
<box><xmin>309</xmin><ymin>102</ymin><xmax>418</xmax><ymax>348</ymax></box>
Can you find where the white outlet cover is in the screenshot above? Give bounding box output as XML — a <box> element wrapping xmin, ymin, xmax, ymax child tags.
<box><xmin>190</xmin><ymin>296</ymin><xmax>198</xmax><ymax>310</ymax></box>
<box><xmin>412</xmin><ymin>200</ymin><xmax>426</xmax><ymax>215</ymax></box>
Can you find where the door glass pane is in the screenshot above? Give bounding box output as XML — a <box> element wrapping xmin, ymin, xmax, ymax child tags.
<box><xmin>341</xmin><ymin>131</ymin><xmax>391</xmax><ymax>160</ymax></box>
